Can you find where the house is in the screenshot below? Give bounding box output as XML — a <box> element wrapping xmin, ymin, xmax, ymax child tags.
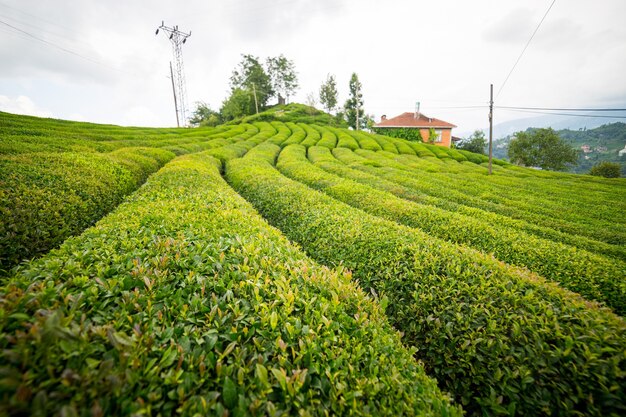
<box><xmin>373</xmin><ymin>111</ymin><xmax>457</xmax><ymax>148</ymax></box>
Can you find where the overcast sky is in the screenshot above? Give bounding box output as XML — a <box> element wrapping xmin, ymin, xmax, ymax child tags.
<box><xmin>1</xmin><ymin>0</ymin><xmax>625</xmax><ymax>135</ymax></box>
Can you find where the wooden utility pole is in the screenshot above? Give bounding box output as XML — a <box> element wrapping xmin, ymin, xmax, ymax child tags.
<box><xmin>170</xmin><ymin>62</ymin><xmax>180</xmax><ymax>127</ymax></box>
<box><xmin>488</xmin><ymin>83</ymin><xmax>494</xmax><ymax>175</ymax></box>
<box><xmin>252</xmin><ymin>83</ymin><xmax>259</xmax><ymax>114</ymax></box>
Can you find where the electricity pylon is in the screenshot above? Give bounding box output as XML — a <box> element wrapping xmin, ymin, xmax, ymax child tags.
<box><xmin>156</xmin><ymin>21</ymin><xmax>191</xmax><ymax>127</ymax></box>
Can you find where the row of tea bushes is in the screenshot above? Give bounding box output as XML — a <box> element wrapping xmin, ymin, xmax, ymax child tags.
<box><xmin>281</xmin><ymin>122</ymin><xmax>306</xmax><ymax>146</ymax></box>
<box><xmin>0</xmin><ymin>151</ymin><xmax>460</xmax><ymax>416</ymax></box>
<box><xmin>322</xmin><ymin>147</ymin><xmax>626</xmax><ymax>261</ymax></box>
<box><xmin>300</xmin><ymin>124</ymin><xmax>321</xmax><ymax>147</ymax></box>
<box><xmin>364</xmin><ymin>145</ymin><xmax>626</xmax><ymax>243</ymax></box>
<box><xmin>338</xmin><ymin>147</ymin><xmax>625</xmax><ymax>246</ymax></box>
<box><xmin>277</xmin><ymin>145</ymin><xmax>626</xmax><ymax>314</ymax></box>
<box><xmin>313</xmin><ymin>125</ymin><xmax>338</xmax><ymax>149</ymax></box>
<box><xmin>0</xmin><ymin>111</ymin><xmax>237</xmax><ymax>155</ymax></box>
<box><xmin>0</xmin><ymin>147</ymin><xmax>175</xmax><ymax>272</ymax></box>
<box><xmin>206</xmin><ymin>122</ymin><xmax>279</xmax><ymax>164</ymax></box>
<box><xmin>226</xmin><ymin>145</ymin><xmax>626</xmax><ymax>416</ymax></box>
<box><xmin>385</xmin><ymin>151</ymin><xmax>626</xmax><ymax>235</ymax></box>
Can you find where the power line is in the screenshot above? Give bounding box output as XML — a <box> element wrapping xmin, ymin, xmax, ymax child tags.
<box><xmin>0</xmin><ymin>18</ymin><xmax>139</xmax><ymax>77</ymax></box>
<box><xmin>499</xmin><ymin>108</ymin><xmax>626</xmax><ymax>119</ymax></box>
<box><xmin>496</xmin><ymin>106</ymin><xmax>626</xmax><ymax>112</ymax></box>
<box><xmin>496</xmin><ymin>0</ymin><xmax>557</xmax><ymax>99</ymax></box>
<box><xmin>0</xmin><ymin>3</ymin><xmax>162</xmax><ymax>78</ymax></box>
<box><xmin>0</xmin><ymin>1</ymin><xmax>79</xmax><ymax>37</ymax></box>
<box><xmin>425</xmin><ymin>105</ymin><xmax>488</xmax><ymax>110</ymax></box>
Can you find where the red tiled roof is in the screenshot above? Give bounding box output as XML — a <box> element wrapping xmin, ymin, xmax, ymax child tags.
<box><xmin>375</xmin><ymin>112</ymin><xmax>456</xmax><ymax>129</ymax></box>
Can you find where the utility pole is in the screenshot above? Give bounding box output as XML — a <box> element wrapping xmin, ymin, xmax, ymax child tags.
<box><xmin>488</xmin><ymin>83</ymin><xmax>494</xmax><ymax>175</ymax></box>
<box><xmin>252</xmin><ymin>83</ymin><xmax>259</xmax><ymax>114</ymax></box>
<box><xmin>156</xmin><ymin>21</ymin><xmax>191</xmax><ymax>127</ymax></box>
<box><xmin>169</xmin><ymin>62</ymin><xmax>179</xmax><ymax>127</ymax></box>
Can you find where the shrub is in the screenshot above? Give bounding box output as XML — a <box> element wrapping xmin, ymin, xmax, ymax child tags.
<box><xmin>0</xmin><ymin>151</ymin><xmax>460</xmax><ymax>416</ymax></box>
<box><xmin>590</xmin><ymin>161</ymin><xmax>621</xmax><ymax>178</ymax></box>
<box><xmin>226</xmin><ymin>147</ymin><xmax>626</xmax><ymax>416</ymax></box>
<box><xmin>0</xmin><ymin>148</ymin><xmax>175</xmax><ymax>272</ymax></box>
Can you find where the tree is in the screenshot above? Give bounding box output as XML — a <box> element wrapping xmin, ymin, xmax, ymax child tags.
<box><xmin>305</xmin><ymin>92</ymin><xmax>318</xmax><ymax>114</ymax></box>
<box><xmin>319</xmin><ymin>74</ymin><xmax>338</xmax><ymax>114</ymax></box>
<box><xmin>220</xmin><ymin>88</ymin><xmax>254</xmax><ymax>121</ymax></box>
<box><xmin>589</xmin><ymin>161</ymin><xmax>621</xmax><ymax>178</ymax></box>
<box><xmin>457</xmin><ymin>130</ymin><xmax>487</xmax><ymax>154</ymax></box>
<box><xmin>230</xmin><ymin>54</ymin><xmax>273</xmax><ymax>110</ymax></box>
<box><xmin>344</xmin><ymin>73</ymin><xmax>365</xmax><ymax>130</ymax></box>
<box><xmin>189</xmin><ymin>102</ymin><xmax>221</xmax><ymax>127</ymax></box>
<box><xmin>364</xmin><ymin>114</ymin><xmax>376</xmax><ymax>131</ymax></box>
<box><xmin>508</xmin><ymin>128</ymin><xmax>579</xmax><ymax>171</ymax></box>
<box><xmin>266</xmin><ymin>55</ymin><xmax>298</xmax><ymax>104</ymax></box>
<box><xmin>427</xmin><ymin>127</ymin><xmax>439</xmax><ymax>144</ymax></box>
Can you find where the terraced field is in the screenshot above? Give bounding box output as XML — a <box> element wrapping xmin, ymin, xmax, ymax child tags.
<box><xmin>1</xmin><ymin>111</ymin><xmax>625</xmax><ymax>416</ymax></box>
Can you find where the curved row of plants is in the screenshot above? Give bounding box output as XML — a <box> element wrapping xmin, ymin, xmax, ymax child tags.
<box><xmin>225</xmin><ymin>142</ymin><xmax>626</xmax><ymax>416</ymax></box>
<box><xmin>0</xmin><ymin>147</ymin><xmax>175</xmax><ymax>272</ymax></box>
<box><xmin>386</xmin><ymin>151</ymin><xmax>626</xmax><ymax>231</ymax></box>
<box><xmin>314</xmin><ymin>146</ymin><xmax>626</xmax><ymax>261</ymax></box>
<box><xmin>0</xmin><ymin>151</ymin><xmax>459</xmax><ymax>416</ymax></box>
<box><xmin>0</xmin><ymin>115</ymin><xmax>269</xmax><ymax>272</ymax></box>
<box><xmin>360</xmin><ymin>148</ymin><xmax>625</xmax><ymax>240</ymax></box>
<box><xmin>334</xmin><ymin>146</ymin><xmax>625</xmax><ymax>245</ymax></box>
<box><xmin>367</xmin><ymin>145</ymin><xmax>626</xmax><ymax>240</ymax></box>
<box><xmin>0</xmin><ymin>111</ymin><xmax>237</xmax><ymax>155</ymax></box>
<box><xmin>276</xmin><ymin>144</ymin><xmax>626</xmax><ymax>314</ymax></box>
<box><xmin>339</xmin><ymin>129</ymin><xmax>626</xmax><ymax>227</ymax></box>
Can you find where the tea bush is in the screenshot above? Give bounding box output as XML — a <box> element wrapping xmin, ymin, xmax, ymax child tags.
<box><xmin>226</xmin><ymin>146</ymin><xmax>626</xmax><ymax>416</ymax></box>
<box><xmin>0</xmin><ymin>151</ymin><xmax>460</xmax><ymax>416</ymax></box>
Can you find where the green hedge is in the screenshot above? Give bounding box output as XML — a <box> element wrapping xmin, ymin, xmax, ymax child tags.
<box><xmin>347</xmin><ymin>148</ymin><xmax>626</xmax><ymax>245</ymax></box>
<box><xmin>371</xmin><ymin>127</ymin><xmax>423</xmax><ymax>142</ymax></box>
<box><xmin>0</xmin><ymin>151</ymin><xmax>460</xmax><ymax>416</ymax></box>
<box><xmin>299</xmin><ymin>124</ymin><xmax>321</xmax><ymax>147</ymax></box>
<box><xmin>280</xmin><ymin>145</ymin><xmax>626</xmax><ymax>314</ymax></box>
<box><xmin>0</xmin><ymin>147</ymin><xmax>175</xmax><ymax>272</ymax></box>
<box><xmin>329</xmin><ymin>127</ymin><xmax>360</xmax><ymax>151</ymax></box>
<box><xmin>326</xmin><ymin>147</ymin><xmax>626</xmax><ymax>261</ymax></box>
<box><xmin>313</xmin><ymin>125</ymin><xmax>337</xmax><ymax>149</ymax></box>
<box><xmin>226</xmin><ymin>146</ymin><xmax>626</xmax><ymax>416</ymax></box>
<box><xmin>281</xmin><ymin>122</ymin><xmax>306</xmax><ymax>146</ymax></box>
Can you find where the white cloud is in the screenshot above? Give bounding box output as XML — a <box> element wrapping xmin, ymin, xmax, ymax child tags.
<box><xmin>0</xmin><ymin>95</ymin><xmax>53</xmax><ymax>118</ymax></box>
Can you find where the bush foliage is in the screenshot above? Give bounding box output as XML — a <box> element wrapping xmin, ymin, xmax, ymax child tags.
<box><xmin>590</xmin><ymin>161</ymin><xmax>621</xmax><ymax>178</ymax></box>
<box><xmin>2</xmin><ymin>113</ymin><xmax>626</xmax><ymax>416</ymax></box>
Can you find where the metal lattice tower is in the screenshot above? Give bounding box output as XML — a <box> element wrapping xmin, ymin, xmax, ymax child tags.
<box><xmin>156</xmin><ymin>21</ymin><xmax>191</xmax><ymax>127</ymax></box>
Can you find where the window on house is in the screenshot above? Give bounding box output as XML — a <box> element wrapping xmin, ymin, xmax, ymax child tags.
<box><xmin>435</xmin><ymin>130</ymin><xmax>443</xmax><ymax>142</ymax></box>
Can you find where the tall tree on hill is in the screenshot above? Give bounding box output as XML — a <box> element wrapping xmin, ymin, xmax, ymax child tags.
<box><xmin>189</xmin><ymin>102</ymin><xmax>221</xmax><ymax>127</ymax></box>
<box><xmin>319</xmin><ymin>74</ymin><xmax>338</xmax><ymax>114</ymax></box>
<box><xmin>344</xmin><ymin>73</ymin><xmax>365</xmax><ymax>130</ymax></box>
<box><xmin>508</xmin><ymin>128</ymin><xmax>579</xmax><ymax>171</ymax></box>
<box><xmin>230</xmin><ymin>54</ymin><xmax>273</xmax><ymax>111</ymax></box>
<box><xmin>266</xmin><ymin>55</ymin><xmax>299</xmax><ymax>104</ymax></box>
<box><xmin>220</xmin><ymin>88</ymin><xmax>254</xmax><ymax>121</ymax></box>
<box><xmin>458</xmin><ymin>130</ymin><xmax>487</xmax><ymax>154</ymax></box>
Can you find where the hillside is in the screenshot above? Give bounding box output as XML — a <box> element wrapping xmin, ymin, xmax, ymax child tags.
<box><xmin>224</xmin><ymin>103</ymin><xmax>348</xmax><ymax>128</ymax></box>
<box><xmin>492</xmin><ymin>122</ymin><xmax>626</xmax><ymax>174</ymax></box>
<box><xmin>1</xmin><ymin>111</ymin><xmax>625</xmax><ymax>416</ymax></box>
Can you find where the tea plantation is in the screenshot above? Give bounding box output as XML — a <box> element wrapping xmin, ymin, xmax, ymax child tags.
<box><xmin>1</xmin><ymin>110</ymin><xmax>625</xmax><ymax>416</ymax></box>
